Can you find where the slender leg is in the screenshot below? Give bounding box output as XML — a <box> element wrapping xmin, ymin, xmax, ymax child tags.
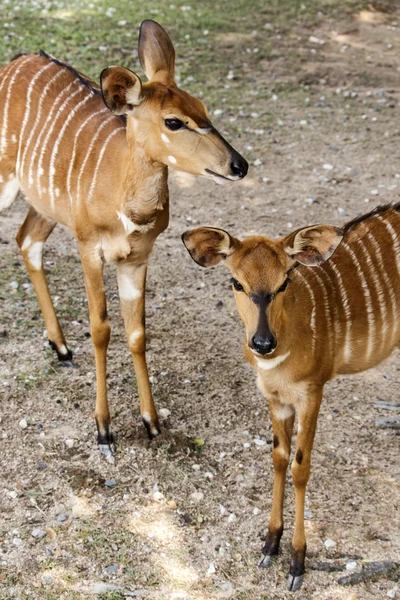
<box><xmin>79</xmin><ymin>243</ymin><xmax>114</xmax><ymax>462</ymax></box>
<box><xmin>116</xmin><ymin>260</ymin><xmax>160</xmax><ymax>439</ymax></box>
<box><xmin>16</xmin><ymin>207</ymin><xmax>73</xmax><ymax>364</ymax></box>
<box><xmin>288</xmin><ymin>385</ymin><xmax>323</xmax><ymax>591</ymax></box>
<box><xmin>260</xmin><ymin>395</ymin><xmax>295</xmax><ymax>567</ymax></box>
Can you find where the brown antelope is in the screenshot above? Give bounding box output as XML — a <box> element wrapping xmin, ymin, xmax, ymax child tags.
<box><xmin>182</xmin><ymin>203</ymin><xmax>400</xmax><ymax>590</ymax></box>
<box><xmin>0</xmin><ymin>20</ymin><xmax>248</xmax><ymax>461</ymax></box>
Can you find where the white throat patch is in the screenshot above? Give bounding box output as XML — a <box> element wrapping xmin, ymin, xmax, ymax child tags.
<box><xmin>256</xmin><ymin>351</ymin><xmax>290</xmax><ymax>371</ymax></box>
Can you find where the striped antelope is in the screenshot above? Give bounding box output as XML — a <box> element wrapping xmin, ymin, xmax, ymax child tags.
<box><xmin>182</xmin><ymin>203</ymin><xmax>400</xmax><ymax>590</ymax></box>
<box><xmin>0</xmin><ymin>20</ymin><xmax>248</xmax><ymax>461</ymax></box>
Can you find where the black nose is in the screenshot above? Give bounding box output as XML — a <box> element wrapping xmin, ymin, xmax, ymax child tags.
<box><xmin>251</xmin><ymin>335</ymin><xmax>276</xmax><ymax>356</ymax></box>
<box><xmin>230</xmin><ymin>154</ymin><xmax>249</xmax><ymax>179</ymax></box>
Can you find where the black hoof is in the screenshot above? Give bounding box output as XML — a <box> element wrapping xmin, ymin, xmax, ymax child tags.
<box><xmin>49</xmin><ymin>340</ymin><xmax>74</xmax><ymax>363</ymax></box>
<box><xmin>260</xmin><ymin>526</ymin><xmax>283</xmax><ymax>567</ymax></box>
<box><xmin>287</xmin><ymin>573</ymin><xmax>303</xmax><ymax>591</ymax></box>
<box><xmin>96</xmin><ymin>421</ymin><xmax>115</xmax><ymax>462</ymax></box>
<box><xmin>60</xmin><ymin>360</ymin><xmax>77</xmax><ymax>368</ymax></box>
<box><xmin>142</xmin><ymin>416</ymin><xmax>161</xmax><ymax>440</ymax></box>
<box><xmin>259</xmin><ymin>554</ymin><xmax>275</xmax><ymax>568</ymax></box>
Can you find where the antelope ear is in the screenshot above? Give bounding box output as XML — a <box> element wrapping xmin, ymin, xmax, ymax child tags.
<box><xmin>100</xmin><ymin>66</ymin><xmax>143</xmax><ymax>115</ymax></box>
<box><xmin>138</xmin><ymin>20</ymin><xmax>175</xmax><ymax>81</ymax></box>
<box><xmin>182</xmin><ymin>227</ymin><xmax>239</xmax><ymax>268</ymax></box>
<box><xmin>283</xmin><ymin>224</ymin><xmax>343</xmax><ymax>266</ymax></box>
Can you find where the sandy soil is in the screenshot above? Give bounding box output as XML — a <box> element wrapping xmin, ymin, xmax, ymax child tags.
<box><xmin>1</xmin><ymin>4</ymin><xmax>400</xmax><ymax>600</ymax></box>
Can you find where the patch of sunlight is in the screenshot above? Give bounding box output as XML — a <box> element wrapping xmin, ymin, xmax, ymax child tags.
<box><xmin>357</xmin><ymin>10</ymin><xmax>387</xmax><ymax>24</ymax></box>
<box><xmin>70</xmin><ymin>495</ymin><xmax>102</xmax><ymax>518</ymax></box>
<box><xmin>126</xmin><ymin>504</ymin><xmax>200</xmax><ymax>589</ymax></box>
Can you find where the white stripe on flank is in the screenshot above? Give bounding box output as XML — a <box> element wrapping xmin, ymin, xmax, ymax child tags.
<box><xmin>16</xmin><ymin>62</ymin><xmax>54</xmax><ymax>173</ymax></box>
<box><xmin>330</xmin><ymin>260</ymin><xmax>352</xmax><ymax>362</ymax></box>
<box><xmin>295</xmin><ymin>270</ymin><xmax>316</xmax><ymax>355</ymax></box>
<box><xmin>311</xmin><ymin>268</ymin><xmax>332</xmax><ymax>351</ymax></box>
<box><xmin>48</xmin><ymin>91</ymin><xmax>93</xmax><ymax>208</ymax></box>
<box><xmin>0</xmin><ymin>61</ymin><xmax>17</xmax><ymax>97</ymax></box>
<box><xmin>75</xmin><ymin>114</ymin><xmax>115</xmax><ymax>203</ymax></box>
<box><xmin>29</xmin><ymin>79</ymin><xmax>76</xmax><ymax>187</ymax></box>
<box><xmin>19</xmin><ymin>69</ymin><xmax>64</xmax><ymax>181</ymax></box>
<box><xmin>0</xmin><ymin>55</ymin><xmax>33</xmax><ymax>155</ymax></box>
<box><xmin>367</xmin><ymin>230</ymin><xmax>398</xmax><ymax>346</ymax></box>
<box><xmin>66</xmin><ymin>107</ymin><xmax>108</xmax><ymax>205</ymax></box>
<box><xmin>342</xmin><ymin>242</ymin><xmax>375</xmax><ymax>362</ymax></box>
<box><xmin>37</xmin><ymin>84</ymin><xmax>84</xmax><ymax>198</ymax></box>
<box><xmin>86</xmin><ymin>127</ymin><xmax>123</xmax><ymax>203</ymax></box>
<box><xmin>256</xmin><ymin>351</ymin><xmax>290</xmax><ymax>371</ymax></box>
<box><xmin>355</xmin><ymin>237</ymin><xmax>389</xmax><ymax>353</ymax></box>
<box><xmin>377</xmin><ymin>215</ymin><xmax>400</xmax><ymax>276</ymax></box>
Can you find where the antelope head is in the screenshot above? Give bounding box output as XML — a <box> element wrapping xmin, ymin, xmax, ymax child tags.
<box><xmin>100</xmin><ymin>20</ymin><xmax>248</xmax><ymax>182</ymax></box>
<box><xmin>182</xmin><ymin>225</ymin><xmax>343</xmax><ymax>357</ymax></box>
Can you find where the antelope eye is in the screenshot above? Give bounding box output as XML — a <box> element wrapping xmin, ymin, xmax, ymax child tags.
<box><xmin>164</xmin><ymin>118</ymin><xmax>184</xmax><ymax>131</ymax></box>
<box><xmin>231</xmin><ymin>277</ymin><xmax>244</xmax><ymax>292</ymax></box>
<box><xmin>277</xmin><ymin>278</ymin><xmax>290</xmax><ymax>294</ymax></box>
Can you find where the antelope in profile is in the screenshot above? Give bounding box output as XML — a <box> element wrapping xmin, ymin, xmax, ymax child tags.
<box><xmin>182</xmin><ymin>203</ymin><xmax>400</xmax><ymax>590</ymax></box>
<box><xmin>0</xmin><ymin>20</ymin><xmax>248</xmax><ymax>461</ymax></box>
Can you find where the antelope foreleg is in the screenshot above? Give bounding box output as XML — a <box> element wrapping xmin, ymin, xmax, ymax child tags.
<box><xmin>116</xmin><ymin>260</ymin><xmax>160</xmax><ymax>439</ymax></box>
<box><xmin>288</xmin><ymin>385</ymin><xmax>322</xmax><ymax>591</ymax></box>
<box><xmin>79</xmin><ymin>244</ymin><xmax>113</xmax><ymax>461</ymax></box>
<box><xmin>260</xmin><ymin>397</ymin><xmax>295</xmax><ymax>567</ymax></box>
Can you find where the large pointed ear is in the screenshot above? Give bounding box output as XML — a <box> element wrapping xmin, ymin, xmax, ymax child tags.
<box><xmin>100</xmin><ymin>66</ymin><xmax>143</xmax><ymax>115</ymax></box>
<box><xmin>283</xmin><ymin>224</ymin><xmax>343</xmax><ymax>266</ymax></box>
<box><xmin>182</xmin><ymin>227</ymin><xmax>239</xmax><ymax>268</ymax></box>
<box><xmin>138</xmin><ymin>20</ymin><xmax>175</xmax><ymax>81</ymax></box>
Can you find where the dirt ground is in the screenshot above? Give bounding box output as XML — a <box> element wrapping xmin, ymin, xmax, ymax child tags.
<box><xmin>1</xmin><ymin>2</ymin><xmax>400</xmax><ymax>600</ymax></box>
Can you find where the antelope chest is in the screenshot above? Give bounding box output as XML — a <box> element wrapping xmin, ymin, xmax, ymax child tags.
<box><xmin>255</xmin><ymin>356</ymin><xmax>308</xmax><ymax>409</ymax></box>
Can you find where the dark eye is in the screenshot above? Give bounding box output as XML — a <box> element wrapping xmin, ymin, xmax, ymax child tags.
<box><xmin>277</xmin><ymin>278</ymin><xmax>290</xmax><ymax>294</ymax></box>
<box><xmin>231</xmin><ymin>277</ymin><xmax>244</xmax><ymax>292</ymax></box>
<box><xmin>165</xmin><ymin>118</ymin><xmax>184</xmax><ymax>131</ymax></box>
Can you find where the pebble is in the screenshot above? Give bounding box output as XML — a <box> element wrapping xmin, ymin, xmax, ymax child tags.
<box><xmin>371</xmin><ymin>189</ymin><xmax>379</xmax><ymax>196</ymax></box>
<box><xmin>42</xmin><ymin>574</ymin><xmax>53</xmax><ymax>586</ymax></box>
<box><xmin>36</xmin><ymin>461</ymin><xmax>47</xmax><ymax>470</ymax></box>
<box><xmin>324</xmin><ymin>538</ymin><xmax>336</xmax><ymax>550</ymax></box>
<box><xmin>346</xmin><ymin>561</ymin><xmax>358</xmax><ymax>571</ymax></box>
<box><xmin>204</xmin><ymin>471</ymin><xmax>214</xmax><ymax>479</ymax></box>
<box><xmin>12</xmin><ymin>537</ymin><xmax>23</xmax><ymax>547</ymax></box>
<box><xmin>206</xmin><ymin>562</ymin><xmax>216</xmax><ymax>576</ymax></box>
<box><xmin>159</xmin><ymin>408</ymin><xmax>171</xmax><ymax>419</ymax></box>
<box><xmin>105</xmin><ymin>564</ymin><xmax>118</xmax><ymax>574</ymax></box>
<box><xmin>253</xmin><ymin>158</ymin><xmax>263</xmax><ymax>166</ymax></box>
<box><xmin>152</xmin><ymin>491</ymin><xmax>164</xmax><ymax>502</ymax></box>
<box><xmin>213</xmin><ymin>109</ymin><xmax>223</xmax><ymax>116</ymax></box>
<box><xmin>190</xmin><ymin>491</ymin><xmax>204</xmax><ymax>502</ymax></box>
<box><xmin>254</xmin><ymin>438</ymin><xmax>266</xmax><ymax>446</ymax></box>
<box><xmin>64</xmin><ymin>438</ymin><xmax>74</xmax><ymax>448</ymax></box>
<box><xmin>56</xmin><ymin>513</ymin><xmax>68</xmax><ymax>522</ymax></box>
<box><xmin>19</xmin><ymin>418</ymin><xmax>28</xmax><ymax>429</ymax></box>
<box><xmin>192</xmin><ymin>464</ymin><xmax>201</xmax><ymax>471</ymax></box>
<box><xmin>227</xmin><ymin>513</ymin><xmax>237</xmax><ymax>523</ymax></box>
<box><xmin>387</xmin><ymin>587</ymin><xmax>398</xmax><ymax>599</ymax></box>
<box><xmin>219</xmin><ymin>504</ymin><xmax>227</xmax><ymax>516</ymax></box>
<box><xmin>323</xmin><ymin>163</ymin><xmax>334</xmax><ymax>170</ymax></box>
<box><xmin>31</xmin><ymin>528</ymin><xmax>46</xmax><ymax>539</ymax></box>
<box><xmin>253</xmin><ymin>507</ymin><xmax>262</xmax><ymax>516</ymax></box>
<box><xmin>105</xmin><ymin>479</ymin><xmax>117</xmax><ymax>488</ymax></box>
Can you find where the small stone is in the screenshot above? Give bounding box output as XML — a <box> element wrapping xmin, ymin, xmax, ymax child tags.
<box><xmin>12</xmin><ymin>537</ymin><xmax>23</xmax><ymax>547</ymax></box>
<box><xmin>304</xmin><ymin>509</ymin><xmax>313</xmax><ymax>519</ymax></box>
<box><xmin>323</xmin><ymin>163</ymin><xmax>334</xmax><ymax>170</ymax></box>
<box><xmin>204</xmin><ymin>471</ymin><xmax>214</xmax><ymax>479</ymax></box>
<box><xmin>213</xmin><ymin>109</ymin><xmax>223</xmax><ymax>117</ymax></box>
<box><xmin>159</xmin><ymin>408</ymin><xmax>171</xmax><ymax>419</ymax></box>
<box><xmin>346</xmin><ymin>561</ymin><xmax>358</xmax><ymax>571</ymax></box>
<box><xmin>42</xmin><ymin>574</ymin><xmax>53</xmax><ymax>586</ymax></box>
<box><xmin>206</xmin><ymin>562</ymin><xmax>216</xmax><ymax>576</ymax></box>
<box><xmin>105</xmin><ymin>479</ymin><xmax>117</xmax><ymax>488</ymax></box>
<box><xmin>387</xmin><ymin>587</ymin><xmax>398</xmax><ymax>599</ymax></box>
<box><xmin>192</xmin><ymin>464</ymin><xmax>201</xmax><ymax>471</ymax></box>
<box><xmin>253</xmin><ymin>158</ymin><xmax>263</xmax><ymax>166</ymax></box>
<box><xmin>36</xmin><ymin>461</ymin><xmax>47</xmax><ymax>470</ymax></box>
<box><xmin>56</xmin><ymin>513</ymin><xmax>68</xmax><ymax>522</ymax></box>
<box><xmin>8</xmin><ymin>490</ymin><xmax>18</xmax><ymax>499</ymax></box>
<box><xmin>10</xmin><ymin>281</ymin><xmax>19</xmax><ymax>289</ymax></box>
<box><xmin>254</xmin><ymin>438</ymin><xmax>266</xmax><ymax>446</ymax></box>
<box><xmin>324</xmin><ymin>538</ymin><xmax>336</xmax><ymax>550</ymax></box>
<box><xmin>167</xmin><ymin>500</ymin><xmax>177</xmax><ymax>509</ymax></box>
<box><xmin>227</xmin><ymin>513</ymin><xmax>237</xmax><ymax>523</ymax></box>
<box><xmin>190</xmin><ymin>491</ymin><xmax>204</xmax><ymax>502</ymax></box>
<box><xmin>253</xmin><ymin>507</ymin><xmax>262</xmax><ymax>515</ymax></box>
<box><xmin>371</xmin><ymin>189</ymin><xmax>379</xmax><ymax>196</ymax></box>
<box><xmin>219</xmin><ymin>504</ymin><xmax>227</xmax><ymax>516</ymax></box>
<box><xmin>19</xmin><ymin>418</ymin><xmax>28</xmax><ymax>429</ymax></box>
<box><xmin>31</xmin><ymin>528</ymin><xmax>46</xmax><ymax>539</ymax></box>
<box><xmin>64</xmin><ymin>438</ymin><xmax>74</xmax><ymax>448</ymax></box>
<box><xmin>152</xmin><ymin>491</ymin><xmax>164</xmax><ymax>502</ymax></box>
<box><xmin>105</xmin><ymin>564</ymin><xmax>118</xmax><ymax>575</ymax></box>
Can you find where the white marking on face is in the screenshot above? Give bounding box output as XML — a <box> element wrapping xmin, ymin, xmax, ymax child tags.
<box><xmin>256</xmin><ymin>351</ymin><xmax>290</xmax><ymax>371</ymax></box>
<box><xmin>21</xmin><ymin>235</ymin><xmax>32</xmax><ymax>251</ymax></box>
<box><xmin>168</xmin><ymin>155</ymin><xmax>177</xmax><ymax>165</ymax></box>
<box><xmin>129</xmin><ymin>329</ymin><xmax>144</xmax><ymax>346</ymax></box>
<box><xmin>117</xmin><ymin>263</ymin><xmax>142</xmax><ymax>302</ymax></box>
<box><xmin>195</xmin><ymin>127</ymin><xmax>212</xmax><ymax>135</ymax></box>
<box><xmin>27</xmin><ymin>241</ymin><xmax>44</xmax><ymax>270</ymax></box>
<box><xmin>274</xmin><ymin>403</ymin><xmax>295</xmax><ymax>421</ymax></box>
<box><xmin>161</xmin><ymin>133</ymin><xmax>171</xmax><ymax>144</ymax></box>
<box><xmin>20</xmin><ymin>69</ymin><xmax>64</xmax><ymax>181</ymax></box>
<box><xmin>0</xmin><ymin>177</ymin><xmax>19</xmax><ymax>211</ymax></box>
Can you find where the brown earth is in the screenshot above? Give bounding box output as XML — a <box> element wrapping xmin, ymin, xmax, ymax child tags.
<box><xmin>1</xmin><ymin>4</ymin><xmax>400</xmax><ymax>600</ymax></box>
